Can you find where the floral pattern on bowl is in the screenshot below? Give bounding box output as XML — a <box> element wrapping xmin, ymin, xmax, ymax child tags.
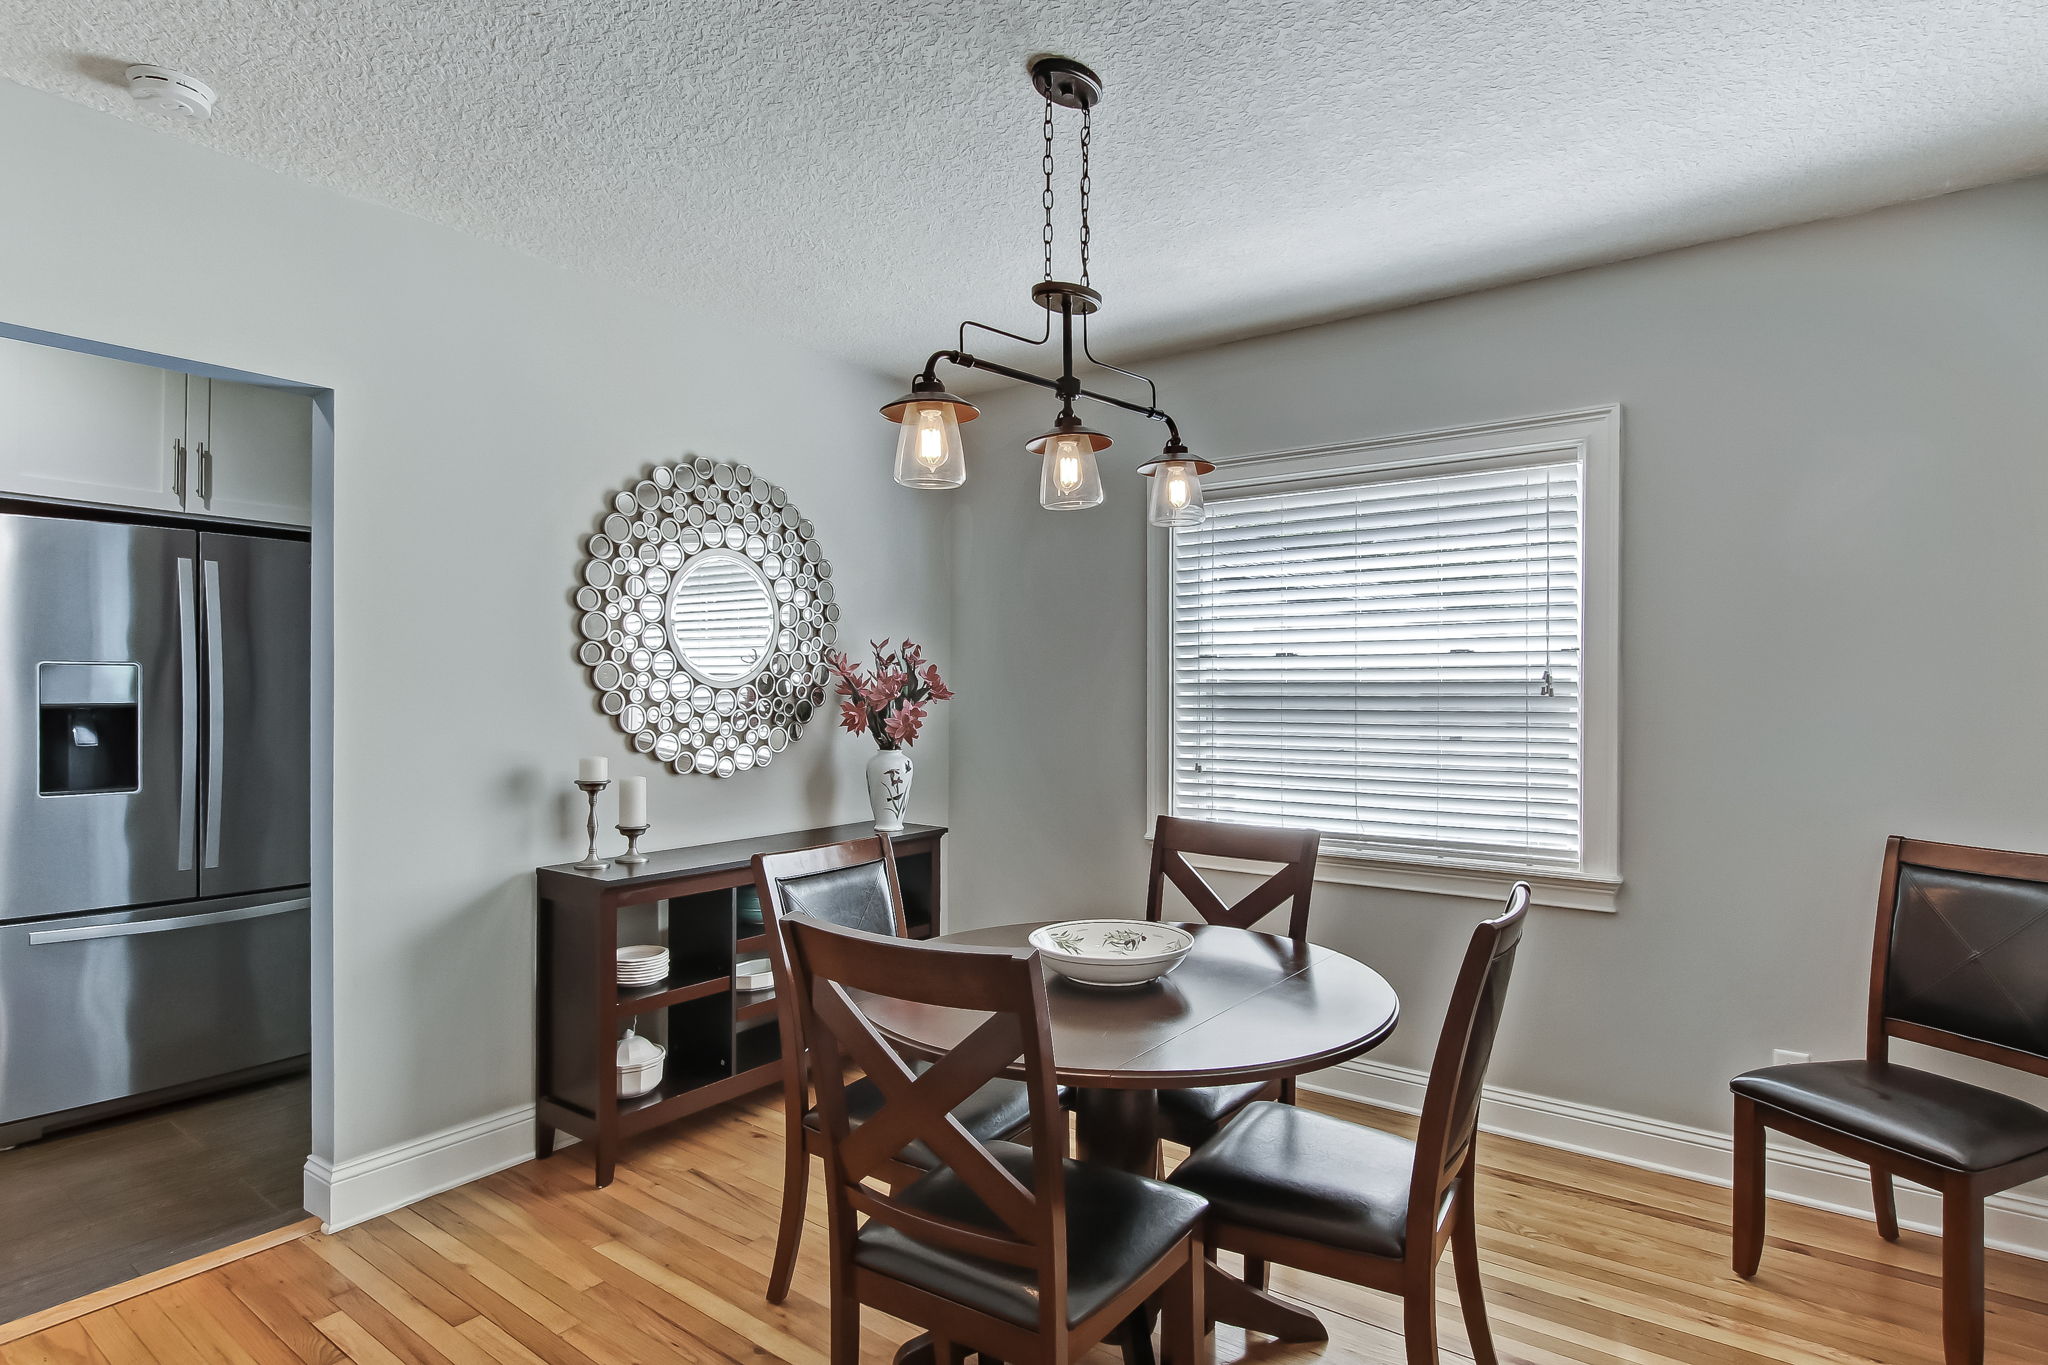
<box><xmin>1028</xmin><ymin>919</ymin><xmax>1194</xmax><ymax>988</ymax></box>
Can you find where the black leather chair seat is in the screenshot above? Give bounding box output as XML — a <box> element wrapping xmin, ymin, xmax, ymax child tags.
<box><xmin>1157</xmin><ymin>1081</ymin><xmax>1274</xmax><ymax>1145</ymax></box>
<box><xmin>804</xmin><ymin>1070</ymin><xmax>1033</xmax><ymax>1171</ymax></box>
<box><xmin>856</xmin><ymin>1141</ymin><xmax>1208</xmax><ymax>1328</ymax></box>
<box><xmin>1168</xmin><ymin>1100</ymin><xmax>1428</xmax><ymax>1258</ymax></box>
<box><xmin>1731</xmin><ymin>1060</ymin><xmax>2048</xmax><ymax>1172</ymax></box>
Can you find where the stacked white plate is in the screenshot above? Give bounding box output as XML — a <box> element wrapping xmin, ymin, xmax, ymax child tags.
<box><xmin>617</xmin><ymin>944</ymin><xmax>669</xmax><ymax>987</ymax></box>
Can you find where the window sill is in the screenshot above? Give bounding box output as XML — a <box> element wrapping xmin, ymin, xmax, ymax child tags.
<box><xmin>1157</xmin><ymin>843</ymin><xmax>1621</xmax><ymax>914</ymax></box>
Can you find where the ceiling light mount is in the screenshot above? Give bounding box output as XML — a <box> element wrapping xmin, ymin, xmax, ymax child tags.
<box><xmin>882</xmin><ymin>55</ymin><xmax>1207</xmax><ymax>522</ymax></box>
<box><xmin>1031</xmin><ymin>280</ymin><xmax>1101</xmax><ymax>316</ymax></box>
<box><xmin>1028</xmin><ymin>55</ymin><xmax>1103</xmax><ymax>111</ymax></box>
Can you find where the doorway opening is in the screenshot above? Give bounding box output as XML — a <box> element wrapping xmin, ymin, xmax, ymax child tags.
<box><xmin>0</xmin><ymin>321</ymin><xmax>333</xmax><ymax>1327</ymax></box>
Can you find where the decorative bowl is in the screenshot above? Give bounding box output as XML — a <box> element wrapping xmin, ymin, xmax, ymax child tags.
<box><xmin>1028</xmin><ymin>919</ymin><xmax>1194</xmax><ymax>989</ymax></box>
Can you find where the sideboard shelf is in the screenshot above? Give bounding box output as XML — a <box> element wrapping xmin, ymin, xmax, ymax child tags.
<box><xmin>533</xmin><ymin>820</ymin><xmax>946</xmax><ymax>1186</ymax></box>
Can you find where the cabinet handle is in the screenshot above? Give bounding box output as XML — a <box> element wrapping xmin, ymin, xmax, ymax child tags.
<box><xmin>173</xmin><ymin>438</ymin><xmax>188</xmax><ymax>502</ymax></box>
<box><xmin>203</xmin><ymin>558</ymin><xmax>225</xmax><ymax>870</ymax></box>
<box><xmin>198</xmin><ymin>442</ymin><xmax>213</xmax><ymax>506</ymax></box>
<box><xmin>176</xmin><ymin>557</ymin><xmax>198</xmax><ymax>871</ymax></box>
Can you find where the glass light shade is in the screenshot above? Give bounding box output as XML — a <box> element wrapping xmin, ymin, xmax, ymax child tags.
<box><xmin>1146</xmin><ymin>459</ymin><xmax>1206</xmax><ymax>527</ymax></box>
<box><xmin>892</xmin><ymin>401</ymin><xmax>967</xmax><ymax>489</ymax></box>
<box><xmin>1038</xmin><ymin>433</ymin><xmax>1104</xmax><ymax>510</ymax></box>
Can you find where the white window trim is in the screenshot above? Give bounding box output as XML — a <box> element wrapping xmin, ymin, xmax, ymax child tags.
<box><xmin>1146</xmin><ymin>405</ymin><xmax>1622</xmax><ymax>914</ymax></box>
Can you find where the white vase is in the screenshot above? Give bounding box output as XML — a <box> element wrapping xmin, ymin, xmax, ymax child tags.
<box><xmin>866</xmin><ymin>749</ymin><xmax>913</xmax><ymax>832</ymax></box>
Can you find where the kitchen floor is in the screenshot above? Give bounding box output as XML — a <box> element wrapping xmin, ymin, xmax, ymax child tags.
<box><xmin>0</xmin><ymin>1071</ymin><xmax>309</xmax><ymax>1326</ymax></box>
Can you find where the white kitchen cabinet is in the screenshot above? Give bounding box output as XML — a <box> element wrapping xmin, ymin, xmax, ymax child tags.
<box><xmin>0</xmin><ymin>337</ymin><xmax>183</xmax><ymax>512</ymax></box>
<box><xmin>0</xmin><ymin>337</ymin><xmax>312</xmax><ymax>526</ymax></box>
<box><xmin>187</xmin><ymin>378</ymin><xmax>314</xmax><ymax>526</ymax></box>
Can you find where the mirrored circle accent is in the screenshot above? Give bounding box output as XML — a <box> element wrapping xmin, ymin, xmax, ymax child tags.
<box><xmin>577</xmin><ymin>455</ymin><xmax>831</xmax><ymax>777</ymax></box>
<box><xmin>669</xmin><ymin>551</ymin><xmax>774</xmax><ymax>685</ymax></box>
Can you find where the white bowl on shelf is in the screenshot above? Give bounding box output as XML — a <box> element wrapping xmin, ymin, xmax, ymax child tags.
<box><xmin>1027</xmin><ymin>920</ymin><xmax>1194</xmax><ymax>989</ymax></box>
<box><xmin>617</xmin><ymin>944</ymin><xmax>669</xmax><ymax>986</ymax></box>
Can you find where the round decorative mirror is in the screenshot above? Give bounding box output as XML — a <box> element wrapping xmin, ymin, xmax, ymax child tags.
<box><xmin>669</xmin><ymin>550</ymin><xmax>775</xmax><ymax>684</ymax></box>
<box><xmin>575</xmin><ymin>458</ymin><xmax>833</xmax><ymax>777</ymax></box>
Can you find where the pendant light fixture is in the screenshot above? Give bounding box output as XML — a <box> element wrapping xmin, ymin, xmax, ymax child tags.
<box><xmin>880</xmin><ymin>56</ymin><xmax>1205</xmax><ymax>525</ymax></box>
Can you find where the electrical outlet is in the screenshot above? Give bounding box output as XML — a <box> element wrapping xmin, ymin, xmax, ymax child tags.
<box><xmin>1773</xmin><ymin>1049</ymin><xmax>1811</xmax><ymax>1068</ymax></box>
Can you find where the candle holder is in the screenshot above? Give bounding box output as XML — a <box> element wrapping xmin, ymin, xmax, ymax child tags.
<box><xmin>616</xmin><ymin>824</ymin><xmax>650</xmax><ymax>866</ymax></box>
<box><xmin>574</xmin><ymin>779</ymin><xmax>611</xmax><ymax>871</ymax></box>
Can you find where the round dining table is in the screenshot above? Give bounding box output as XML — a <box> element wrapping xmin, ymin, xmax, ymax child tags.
<box><xmin>860</xmin><ymin>920</ymin><xmax>1402</xmax><ymax>1356</ymax></box>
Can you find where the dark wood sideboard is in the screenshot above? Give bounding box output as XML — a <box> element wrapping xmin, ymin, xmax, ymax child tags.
<box><xmin>533</xmin><ymin>821</ymin><xmax>945</xmax><ymax>1187</ymax></box>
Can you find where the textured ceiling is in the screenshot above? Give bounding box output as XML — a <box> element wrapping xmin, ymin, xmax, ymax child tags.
<box><xmin>5</xmin><ymin>2</ymin><xmax>2048</xmax><ymax>391</ymax></box>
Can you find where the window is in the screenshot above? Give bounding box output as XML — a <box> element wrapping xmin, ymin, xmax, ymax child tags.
<box><xmin>1151</xmin><ymin>408</ymin><xmax>1619</xmax><ymax>911</ymax></box>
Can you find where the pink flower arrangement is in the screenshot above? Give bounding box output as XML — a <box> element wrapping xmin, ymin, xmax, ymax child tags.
<box><xmin>828</xmin><ymin>639</ymin><xmax>953</xmax><ymax>750</ymax></box>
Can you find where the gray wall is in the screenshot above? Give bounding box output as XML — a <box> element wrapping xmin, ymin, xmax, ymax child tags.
<box><xmin>946</xmin><ymin>176</ymin><xmax>2048</xmax><ymax>1158</ymax></box>
<box><xmin>0</xmin><ymin>80</ymin><xmax>944</xmax><ymax>1171</ymax></box>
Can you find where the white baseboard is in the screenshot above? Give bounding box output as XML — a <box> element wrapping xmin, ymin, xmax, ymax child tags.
<box><xmin>304</xmin><ymin>1103</ymin><xmax>566</xmax><ymax>1232</ymax></box>
<box><xmin>1305</xmin><ymin>1058</ymin><xmax>2048</xmax><ymax>1262</ymax></box>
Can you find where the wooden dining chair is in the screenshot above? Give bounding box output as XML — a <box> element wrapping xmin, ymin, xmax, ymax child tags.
<box><xmin>754</xmin><ymin>838</ymin><xmax>1033</xmax><ymax>1304</ymax></box>
<box><xmin>1730</xmin><ymin>837</ymin><xmax>2048</xmax><ymax>1365</ymax></box>
<box><xmin>785</xmin><ymin>915</ymin><xmax>1212</xmax><ymax>1365</ymax></box>
<box><xmin>1168</xmin><ymin>884</ymin><xmax>1530</xmax><ymax>1365</ymax></box>
<box><xmin>1145</xmin><ymin>815</ymin><xmax>1321</xmax><ymax>1147</ymax></box>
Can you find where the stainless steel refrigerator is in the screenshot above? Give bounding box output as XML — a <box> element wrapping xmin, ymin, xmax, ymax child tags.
<box><xmin>0</xmin><ymin>510</ymin><xmax>310</xmax><ymax>1144</ymax></box>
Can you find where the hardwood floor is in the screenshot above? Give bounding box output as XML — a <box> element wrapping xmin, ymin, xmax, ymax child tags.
<box><xmin>5</xmin><ymin>1087</ymin><xmax>2046</xmax><ymax>1363</ymax></box>
<box><xmin>0</xmin><ymin>1073</ymin><xmax>311</xmax><ymax>1326</ymax></box>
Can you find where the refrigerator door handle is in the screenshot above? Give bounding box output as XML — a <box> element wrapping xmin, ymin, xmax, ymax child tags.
<box><xmin>177</xmin><ymin>556</ymin><xmax>198</xmax><ymax>871</ymax></box>
<box><xmin>27</xmin><ymin>897</ymin><xmax>311</xmax><ymax>944</ymax></box>
<box><xmin>203</xmin><ymin>558</ymin><xmax>226</xmax><ymax>869</ymax></box>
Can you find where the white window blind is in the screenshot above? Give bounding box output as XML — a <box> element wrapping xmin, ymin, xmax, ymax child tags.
<box><xmin>1169</xmin><ymin>456</ymin><xmax>1583</xmax><ymax>870</ymax></box>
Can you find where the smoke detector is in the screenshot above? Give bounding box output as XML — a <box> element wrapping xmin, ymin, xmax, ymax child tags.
<box><xmin>126</xmin><ymin>65</ymin><xmax>216</xmax><ymax>120</ymax></box>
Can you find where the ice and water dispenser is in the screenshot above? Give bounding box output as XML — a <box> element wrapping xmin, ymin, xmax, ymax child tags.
<box><xmin>37</xmin><ymin>662</ymin><xmax>141</xmax><ymax>795</ymax></box>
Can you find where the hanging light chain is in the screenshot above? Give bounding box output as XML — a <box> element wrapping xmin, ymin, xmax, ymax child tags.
<box><xmin>1078</xmin><ymin>105</ymin><xmax>1093</xmax><ymax>286</ymax></box>
<box><xmin>1041</xmin><ymin>100</ymin><xmax>1057</xmax><ymax>282</ymax></box>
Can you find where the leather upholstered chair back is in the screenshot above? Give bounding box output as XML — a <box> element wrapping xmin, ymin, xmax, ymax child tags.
<box><xmin>1871</xmin><ymin>837</ymin><xmax>2048</xmax><ymax>1074</ymax></box>
<box><xmin>753</xmin><ymin>838</ymin><xmax>910</xmax><ymax>1142</ymax></box>
<box><xmin>759</xmin><ymin>839</ymin><xmax>907</xmax><ymax>943</ymax></box>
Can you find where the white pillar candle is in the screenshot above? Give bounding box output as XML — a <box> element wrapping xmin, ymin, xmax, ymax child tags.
<box><xmin>619</xmin><ymin>775</ymin><xmax>647</xmax><ymax>827</ymax></box>
<box><xmin>578</xmin><ymin>756</ymin><xmax>608</xmax><ymax>784</ymax></box>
